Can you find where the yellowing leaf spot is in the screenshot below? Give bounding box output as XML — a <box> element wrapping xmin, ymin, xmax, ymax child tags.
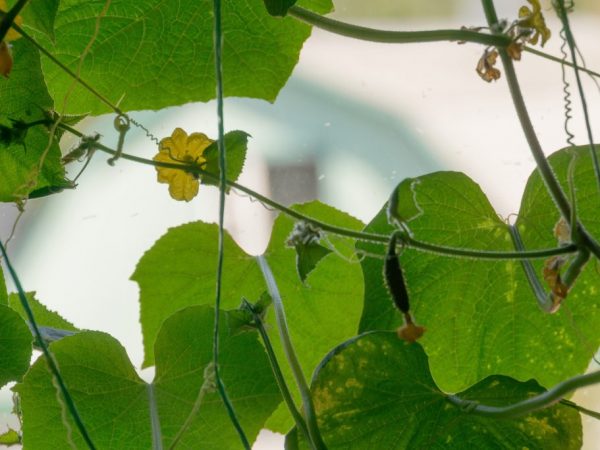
<box><xmin>524</xmin><ymin>416</ymin><xmax>558</xmax><ymax>437</ymax></box>
<box><xmin>153</xmin><ymin>128</ymin><xmax>213</xmax><ymax>202</ymax></box>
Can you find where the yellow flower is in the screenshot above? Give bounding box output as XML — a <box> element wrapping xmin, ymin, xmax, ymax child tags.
<box><xmin>518</xmin><ymin>0</ymin><xmax>551</xmax><ymax>46</ymax></box>
<box><xmin>0</xmin><ymin>0</ymin><xmax>24</xmax><ymax>42</ymax></box>
<box><xmin>153</xmin><ymin>128</ymin><xmax>214</xmax><ymax>201</ymax></box>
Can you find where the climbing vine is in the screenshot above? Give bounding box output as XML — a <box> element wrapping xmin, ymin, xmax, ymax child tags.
<box><xmin>1</xmin><ymin>0</ymin><xmax>599</xmax><ymax>448</ymax></box>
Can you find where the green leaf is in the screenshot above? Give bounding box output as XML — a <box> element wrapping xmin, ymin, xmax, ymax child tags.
<box><xmin>36</xmin><ymin>0</ymin><xmax>333</xmax><ymax>115</ymax></box>
<box><xmin>131</xmin><ymin>221</ymin><xmax>264</xmax><ymax>367</ymax></box>
<box><xmin>0</xmin><ymin>304</ymin><xmax>32</xmax><ymax>387</ymax></box>
<box><xmin>8</xmin><ymin>291</ymin><xmax>78</xmax><ymax>331</ymax></box>
<box><xmin>0</xmin><ymin>428</ymin><xmax>20</xmax><ymax>446</ymax></box>
<box><xmin>360</xmin><ymin>170</ymin><xmax>600</xmax><ymax>393</ymax></box>
<box><xmin>295</xmin><ymin>242</ymin><xmax>331</xmax><ymax>283</ymax></box>
<box><xmin>291</xmin><ymin>332</ymin><xmax>581</xmax><ymax>449</ymax></box>
<box><xmin>0</xmin><ymin>126</ymin><xmax>67</xmax><ymax>202</ymax></box>
<box><xmin>515</xmin><ymin>145</ymin><xmax>600</xmax><ymax>376</ymax></box>
<box><xmin>0</xmin><ymin>40</ymin><xmax>53</xmax><ymax>118</ymax></box>
<box><xmin>202</xmin><ymin>130</ymin><xmax>249</xmax><ymax>187</ymax></box>
<box><xmin>0</xmin><ymin>40</ymin><xmax>67</xmax><ymax>202</ymax></box>
<box><xmin>14</xmin><ymin>305</ymin><xmax>280</xmax><ymax>449</ymax></box>
<box><xmin>21</xmin><ymin>0</ymin><xmax>59</xmax><ymax>41</ymax></box>
<box><xmin>263</xmin><ymin>0</ymin><xmax>297</xmax><ymax>17</ymax></box>
<box><xmin>0</xmin><ymin>266</ymin><xmax>7</xmax><ymax>305</ymax></box>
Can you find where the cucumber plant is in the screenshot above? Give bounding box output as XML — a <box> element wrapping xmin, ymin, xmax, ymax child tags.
<box><xmin>1</xmin><ymin>0</ymin><xmax>599</xmax><ymax>448</ymax></box>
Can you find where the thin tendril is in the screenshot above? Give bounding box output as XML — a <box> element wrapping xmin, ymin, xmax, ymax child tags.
<box><xmin>129</xmin><ymin>117</ymin><xmax>160</xmax><ymax>145</ymax></box>
<box><xmin>558</xmin><ymin>28</ymin><xmax>576</xmax><ymax>147</ymax></box>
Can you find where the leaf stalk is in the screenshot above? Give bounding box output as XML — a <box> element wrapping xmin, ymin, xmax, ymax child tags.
<box><xmin>447</xmin><ymin>369</ymin><xmax>600</xmax><ymax>419</ymax></box>
<box><xmin>241</xmin><ymin>299</ymin><xmax>313</xmax><ymax>447</ymax></box>
<box><xmin>256</xmin><ymin>256</ymin><xmax>327</xmax><ymax>450</ymax></box>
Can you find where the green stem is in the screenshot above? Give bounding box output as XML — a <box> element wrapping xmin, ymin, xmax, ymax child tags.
<box><xmin>288</xmin><ymin>5</ymin><xmax>510</xmax><ymax>47</ymax></box>
<box><xmin>508</xmin><ymin>225</ymin><xmax>554</xmax><ymax>312</ymax></box>
<box><xmin>523</xmin><ymin>47</ymin><xmax>600</xmax><ymax>80</ymax></box>
<box><xmin>58</xmin><ymin>123</ymin><xmax>579</xmax><ymax>261</ymax></box>
<box><xmin>0</xmin><ymin>241</ymin><xmax>96</xmax><ymax>450</ymax></box>
<box><xmin>211</xmin><ymin>0</ymin><xmax>250</xmax><ymax>447</ymax></box>
<box><xmin>0</xmin><ymin>0</ymin><xmax>28</xmax><ymax>43</ymax></box>
<box><xmin>256</xmin><ymin>255</ymin><xmax>327</xmax><ymax>450</ymax></box>
<box><xmin>9</xmin><ymin>23</ymin><xmax>123</xmax><ymax>115</ymax></box>
<box><xmin>480</xmin><ymin>0</ymin><xmax>600</xmax><ymax>261</ymax></box>
<box><xmin>241</xmin><ymin>300</ymin><xmax>313</xmax><ymax>448</ymax></box>
<box><xmin>404</xmin><ymin>234</ymin><xmax>576</xmax><ymax>260</ymax></box>
<box><xmin>560</xmin><ymin>399</ymin><xmax>600</xmax><ymax>421</ymax></box>
<box><xmin>482</xmin><ymin>0</ymin><xmax>571</xmax><ymax>220</ymax></box>
<box><xmin>447</xmin><ymin>369</ymin><xmax>600</xmax><ymax>419</ymax></box>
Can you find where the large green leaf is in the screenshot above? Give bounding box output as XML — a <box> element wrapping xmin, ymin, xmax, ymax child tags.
<box><xmin>0</xmin><ymin>304</ymin><xmax>32</xmax><ymax>387</ymax></box>
<box><xmin>131</xmin><ymin>221</ymin><xmax>264</xmax><ymax>368</ymax></box>
<box><xmin>132</xmin><ymin>201</ymin><xmax>365</xmax><ymax>431</ymax></box>
<box><xmin>36</xmin><ymin>0</ymin><xmax>333</xmax><ymax>115</ymax></box>
<box><xmin>359</xmin><ymin>170</ymin><xmax>600</xmax><ymax>393</ymax></box>
<box><xmin>287</xmin><ymin>332</ymin><xmax>581</xmax><ymax>449</ymax></box>
<box><xmin>0</xmin><ymin>40</ymin><xmax>68</xmax><ymax>202</ymax></box>
<box><xmin>14</xmin><ymin>305</ymin><xmax>280</xmax><ymax>449</ymax></box>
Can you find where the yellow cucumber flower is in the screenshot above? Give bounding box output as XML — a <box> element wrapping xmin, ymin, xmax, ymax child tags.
<box><xmin>518</xmin><ymin>0</ymin><xmax>551</xmax><ymax>46</ymax></box>
<box><xmin>153</xmin><ymin>128</ymin><xmax>213</xmax><ymax>202</ymax></box>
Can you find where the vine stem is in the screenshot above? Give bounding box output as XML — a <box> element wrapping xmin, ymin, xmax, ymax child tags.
<box><xmin>0</xmin><ymin>0</ymin><xmax>28</xmax><ymax>43</ymax></box>
<box><xmin>447</xmin><ymin>369</ymin><xmax>600</xmax><ymax>419</ymax></box>
<box><xmin>0</xmin><ymin>241</ymin><xmax>96</xmax><ymax>449</ymax></box>
<box><xmin>287</xmin><ymin>6</ymin><xmax>600</xmax><ymax>80</ymax></box>
<box><xmin>211</xmin><ymin>0</ymin><xmax>250</xmax><ymax>447</ymax></box>
<box><xmin>241</xmin><ymin>299</ymin><xmax>313</xmax><ymax>447</ymax></box>
<box><xmin>57</xmin><ymin>122</ymin><xmax>579</xmax><ymax>261</ymax></box>
<box><xmin>256</xmin><ymin>256</ymin><xmax>327</xmax><ymax>450</ymax></box>
<box><xmin>480</xmin><ymin>0</ymin><xmax>600</xmax><ymax>261</ymax></box>
<box><xmin>288</xmin><ymin>5</ymin><xmax>510</xmax><ymax>46</ymax></box>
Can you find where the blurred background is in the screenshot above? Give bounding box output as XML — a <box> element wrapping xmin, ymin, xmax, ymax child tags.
<box><xmin>1</xmin><ymin>0</ymin><xmax>599</xmax><ymax>448</ymax></box>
